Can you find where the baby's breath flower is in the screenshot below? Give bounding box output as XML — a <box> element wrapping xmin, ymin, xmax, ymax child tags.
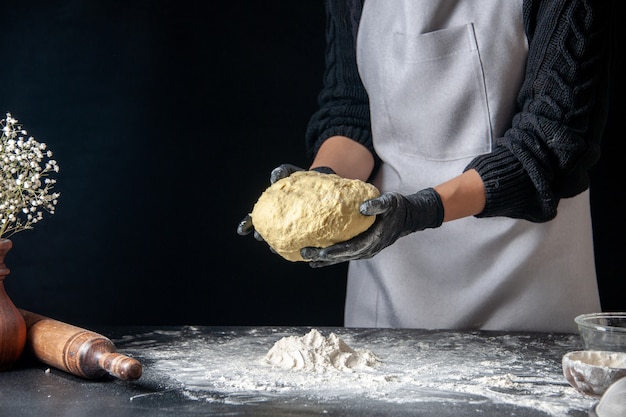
<box><xmin>0</xmin><ymin>113</ymin><xmax>60</xmax><ymax>238</ymax></box>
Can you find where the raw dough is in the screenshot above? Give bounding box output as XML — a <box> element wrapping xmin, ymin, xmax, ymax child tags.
<box><xmin>264</xmin><ymin>329</ymin><xmax>380</xmax><ymax>372</ymax></box>
<box><xmin>250</xmin><ymin>171</ymin><xmax>380</xmax><ymax>261</ymax></box>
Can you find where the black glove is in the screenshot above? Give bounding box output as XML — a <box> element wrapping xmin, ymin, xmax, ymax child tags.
<box><xmin>300</xmin><ymin>188</ymin><xmax>445</xmax><ymax>268</ymax></box>
<box><xmin>236</xmin><ymin>164</ymin><xmax>335</xmax><ymax>241</ymax></box>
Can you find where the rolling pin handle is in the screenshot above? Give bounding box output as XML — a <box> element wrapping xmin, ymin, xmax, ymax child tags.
<box><xmin>19</xmin><ymin>309</ymin><xmax>143</xmax><ymax>381</ymax></box>
<box><xmin>99</xmin><ymin>352</ymin><xmax>142</xmax><ymax>381</ymax></box>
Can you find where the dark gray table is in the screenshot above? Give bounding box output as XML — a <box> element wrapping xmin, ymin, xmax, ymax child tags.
<box><xmin>0</xmin><ymin>326</ymin><xmax>597</xmax><ymax>416</ymax></box>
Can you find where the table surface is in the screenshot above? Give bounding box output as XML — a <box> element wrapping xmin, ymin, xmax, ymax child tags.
<box><xmin>0</xmin><ymin>326</ymin><xmax>598</xmax><ymax>417</ymax></box>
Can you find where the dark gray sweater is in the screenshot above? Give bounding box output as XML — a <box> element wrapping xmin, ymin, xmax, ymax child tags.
<box><xmin>305</xmin><ymin>0</ymin><xmax>611</xmax><ymax>222</ymax></box>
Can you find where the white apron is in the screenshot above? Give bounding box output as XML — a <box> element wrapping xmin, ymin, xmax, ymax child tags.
<box><xmin>346</xmin><ymin>0</ymin><xmax>601</xmax><ymax>332</ymax></box>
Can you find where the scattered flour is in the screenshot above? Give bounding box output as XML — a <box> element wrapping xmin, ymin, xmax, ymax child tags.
<box><xmin>118</xmin><ymin>327</ymin><xmax>597</xmax><ymax>416</ymax></box>
<box><xmin>264</xmin><ymin>328</ymin><xmax>380</xmax><ymax>372</ymax></box>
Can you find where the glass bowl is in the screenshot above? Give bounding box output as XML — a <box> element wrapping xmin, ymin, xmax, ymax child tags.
<box><xmin>575</xmin><ymin>313</ymin><xmax>626</xmax><ymax>352</ymax></box>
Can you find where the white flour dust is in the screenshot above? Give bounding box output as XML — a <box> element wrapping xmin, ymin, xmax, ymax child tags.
<box><xmin>264</xmin><ymin>328</ymin><xmax>380</xmax><ymax>372</ymax></box>
<box><xmin>117</xmin><ymin>327</ymin><xmax>597</xmax><ymax>416</ymax></box>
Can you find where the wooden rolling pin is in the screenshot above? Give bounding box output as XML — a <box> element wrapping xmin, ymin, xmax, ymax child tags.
<box><xmin>19</xmin><ymin>309</ymin><xmax>142</xmax><ymax>381</ymax></box>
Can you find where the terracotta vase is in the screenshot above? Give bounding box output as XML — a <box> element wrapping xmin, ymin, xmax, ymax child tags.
<box><xmin>0</xmin><ymin>238</ymin><xmax>26</xmax><ymax>370</ymax></box>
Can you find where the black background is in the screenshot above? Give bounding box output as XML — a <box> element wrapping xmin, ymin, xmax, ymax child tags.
<box><xmin>0</xmin><ymin>1</ymin><xmax>623</xmax><ymax>328</ymax></box>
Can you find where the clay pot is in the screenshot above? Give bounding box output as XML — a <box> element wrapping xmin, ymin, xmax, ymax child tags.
<box><xmin>0</xmin><ymin>238</ymin><xmax>27</xmax><ymax>370</ymax></box>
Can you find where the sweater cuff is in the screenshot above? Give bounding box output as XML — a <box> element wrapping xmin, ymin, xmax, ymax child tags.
<box><xmin>465</xmin><ymin>146</ymin><xmax>556</xmax><ymax>222</ymax></box>
<box><xmin>309</xmin><ymin>125</ymin><xmax>373</xmax><ymax>159</ymax></box>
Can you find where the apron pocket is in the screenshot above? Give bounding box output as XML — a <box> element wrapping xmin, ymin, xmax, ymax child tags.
<box><xmin>383</xmin><ymin>23</ymin><xmax>492</xmax><ymax>161</ymax></box>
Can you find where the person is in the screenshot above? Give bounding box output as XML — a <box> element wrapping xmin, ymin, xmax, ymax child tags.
<box><xmin>238</xmin><ymin>0</ymin><xmax>612</xmax><ymax>333</ymax></box>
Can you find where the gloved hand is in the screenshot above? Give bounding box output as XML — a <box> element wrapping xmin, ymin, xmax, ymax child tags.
<box><xmin>236</xmin><ymin>164</ymin><xmax>335</xmax><ymax>241</ymax></box>
<box><xmin>300</xmin><ymin>188</ymin><xmax>445</xmax><ymax>267</ymax></box>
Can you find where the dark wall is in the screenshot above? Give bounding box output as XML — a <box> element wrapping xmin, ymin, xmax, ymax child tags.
<box><xmin>0</xmin><ymin>1</ymin><xmax>623</xmax><ymax>327</ymax></box>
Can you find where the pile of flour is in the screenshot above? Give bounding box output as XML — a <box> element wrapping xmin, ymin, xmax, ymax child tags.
<box><xmin>264</xmin><ymin>328</ymin><xmax>380</xmax><ymax>372</ymax></box>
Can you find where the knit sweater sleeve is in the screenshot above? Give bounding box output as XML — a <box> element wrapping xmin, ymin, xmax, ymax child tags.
<box><xmin>304</xmin><ymin>0</ymin><xmax>379</xmax><ymax>170</ymax></box>
<box><xmin>465</xmin><ymin>0</ymin><xmax>611</xmax><ymax>222</ymax></box>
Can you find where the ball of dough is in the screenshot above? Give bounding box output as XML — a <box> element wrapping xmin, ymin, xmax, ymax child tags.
<box><xmin>250</xmin><ymin>171</ymin><xmax>380</xmax><ymax>262</ymax></box>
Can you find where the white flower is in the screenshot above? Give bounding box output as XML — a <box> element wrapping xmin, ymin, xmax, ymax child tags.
<box><xmin>0</xmin><ymin>113</ymin><xmax>60</xmax><ymax>237</ymax></box>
